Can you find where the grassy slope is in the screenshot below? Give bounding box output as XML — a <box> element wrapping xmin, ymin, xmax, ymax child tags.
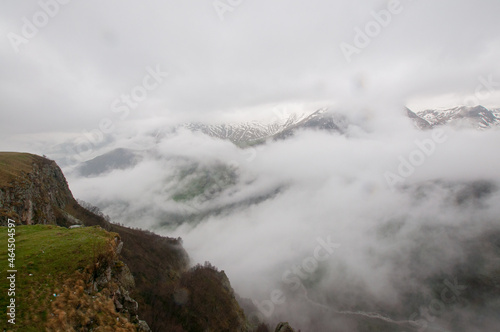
<box><xmin>0</xmin><ymin>225</ymin><xmax>116</xmax><ymax>331</ymax></box>
<box><xmin>0</xmin><ymin>153</ymin><xmax>40</xmax><ymax>188</ymax></box>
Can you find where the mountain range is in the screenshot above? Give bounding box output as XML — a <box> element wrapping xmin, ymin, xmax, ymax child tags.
<box><xmin>72</xmin><ymin>105</ymin><xmax>499</xmax><ymax>179</ymax></box>
<box><xmin>45</xmin><ymin>104</ymin><xmax>499</xmax><ymax>176</ymax></box>
<box><xmin>183</xmin><ymin>108</ymin><xmax>350</xmax><ymax>145</ymax></box>
<box><xmin>413</xmin><ymin>105</ymin><xmax>500</xmax><ymax>130</ymax></box>
<box><xmin>184</xmin><ymin>105</ymin><xmax>499</xmax><ymax>146</ymax></box>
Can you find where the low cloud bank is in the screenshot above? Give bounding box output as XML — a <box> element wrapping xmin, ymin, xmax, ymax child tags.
<box><xmin>67</xmin><ymin>111</ymin><xmax>500</xmax><ymax>331</ymax></box>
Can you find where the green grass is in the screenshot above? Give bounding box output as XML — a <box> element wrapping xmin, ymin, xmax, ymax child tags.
<box><xmin>0</xmin><ymin>225</ymin><xmax>116</xmax><ymax>331</ymax></box>
<box><xmin>171</xmin><ymin>164</ymin><xmax>237</xmax><ymax>202</ymax></box>
<box><xmin>172</xmin><ymin>175</ymin><xmax>214</xmax><ymax>202</ymax></box>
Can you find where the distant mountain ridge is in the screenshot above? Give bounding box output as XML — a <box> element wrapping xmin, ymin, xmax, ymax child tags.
<box><xmin>413</xmin><ymin>105</ymin><xmax>500</xmax><ymax>130</ymax></box>
<box><xmin>184</xmin><ymin>112</ymin><xmax>310</xmax><ymax>144</ymax></box>
<box><xmin>76</xmin><ymin>148</ymin><xmax>144</xmax><ymax>177</ymax></box>
<box><xmin>184</xmin><ymin>105</ymin><xmax>499</xmax><ymax>146</ymax></box>
<box><xmin>72</xmin><ymin>105</ymin><xmax>499</xmax><ymax>180</ymax></box>
<box><xmin>54</xmin><ymin>104</ymin><xmax>500</xmax><ymax>176</ymax></box>
<box><xmin>184</xmin><ymin>108</ymin><xmax>348</xmax><ymax>144</ymax></box>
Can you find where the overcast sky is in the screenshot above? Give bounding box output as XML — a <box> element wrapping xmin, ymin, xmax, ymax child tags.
<box><xmin>1</xmin><ymin>0</ymin><xmax>500</xmax><ymax>141</ymax></box>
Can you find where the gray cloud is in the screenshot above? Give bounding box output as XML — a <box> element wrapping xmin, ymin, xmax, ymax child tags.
<box><xmin>1</xmin><ymin>0</ymin><xmax>500</xmax><ymax>142</ymax></box>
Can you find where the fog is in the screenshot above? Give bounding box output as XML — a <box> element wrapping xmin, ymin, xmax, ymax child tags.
<box><xmin>2</xmin><ymin>0</ymin><xmax>500</xmax><ymax>140</ymax></box>
<box><xmin>67</xmin><ymin>109</ymin><xmax>500</xmax><ymax>331</ymax></box>
<box><xmin>2</xmin><ymin>0</ymin><xmax>500</xmax><ymax>330</ymax></box>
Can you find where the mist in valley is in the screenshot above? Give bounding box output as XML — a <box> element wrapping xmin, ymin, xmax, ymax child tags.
<box><xmin>65</xmin><ymin>109</ymin><xmax>500</xmax><ymax>331</ymax></box>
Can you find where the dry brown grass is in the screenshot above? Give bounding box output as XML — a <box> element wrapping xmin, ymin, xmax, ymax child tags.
<box><xmin>46</xmin><ymin>274</ymin><xmax>136</xmax><ymax>332</ymax></box>
<box><xmin>0</xmin><ymin>152</ymin><xmax>38</xmax><ymax>187</ymax></box>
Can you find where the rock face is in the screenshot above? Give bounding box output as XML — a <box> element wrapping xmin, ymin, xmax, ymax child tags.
<box><xmin>406</xmin><ymin>108</ymin><xmax>433</xmax><ymax>130</ymax></box>
<box><xmin>88</xmin><ymin>236</ymin><xmax>151</xmax><ymax>331</ymax></box>
<box><xmin>0</xmin><ymin>153</ymin><xmax>77</xmax><ymax>226</ymax></box>
<box><xmin>275</xmin><ymin>322</ymin><xmax>295</xmax><ymax>332</ymax></box>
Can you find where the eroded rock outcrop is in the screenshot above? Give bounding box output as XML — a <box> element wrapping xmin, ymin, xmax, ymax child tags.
<box><xmin>0</xmin><ymin>153</ymin><xmax>78</xmax><ymax>225</ymax></box>
<box><xmin>275</xmin><ymin>322</ymin><xmax>295</xmax><ymax>332</ymax></box>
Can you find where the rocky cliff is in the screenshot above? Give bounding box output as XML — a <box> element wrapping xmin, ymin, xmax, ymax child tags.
<box><xmin>0</xmin><ymin>153</ymin><xmax>76</xmax><ymax>225</ymax></box>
